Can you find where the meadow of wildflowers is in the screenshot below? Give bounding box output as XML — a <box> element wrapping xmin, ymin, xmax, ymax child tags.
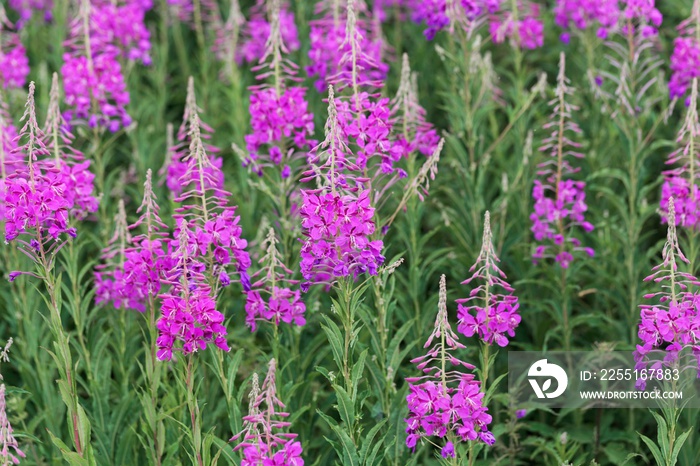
<box><xmin>1</xmin><ymin>0</ymin><xmax>700</xmax><ymax>465</ymax></box>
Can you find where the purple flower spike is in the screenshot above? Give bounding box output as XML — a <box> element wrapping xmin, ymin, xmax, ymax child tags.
<box><xmin>4</xmin><ymin>83</ymin><xmax>80</xmax><ymax>272</ymax></box>
<box><xmin>238</xmin><ymin>0</ymin><xmax>315</xmax><ymax>178</ymax></box>
<box><xmin>307</xmin><ymin>1</ymin><xmax>387</xmax><ymax>93</ymax></box>
<box><xmin>637</xmin><ymin>198</ymin><xmax>700</xmax><ymax>368</ymax></box>
<box><xmin>661</xmin><ymin>80</ymin><xmax>700</xmax><ymax>228</ymax></box>
<box><xmin>156</xmin><ymin>221</ymin><xmax>230</xmax><ymax>361</ymax></box>
<box><xmin>244</xmin><ymin>229</ymin><xmax>306</xmax><ymax>331</ymax></box>
<box><xmin>530</xmin><ymin>53</ymin><xmax>593</xmax><ymax>268</ymax></box>
<box><xmin>231</xmin><ymin>359</ymin><xmax>304</xmax><ymax>465</ymax></box>
<box><xmin>405</xmin><ymin>275</ymin><xmax>493</xmax><ymax>457</ymax></box>
<box><xmin>298</xmin><ymin>86</ymin><xmax>385</xmax><ymax>286</ymax></box>
<box><xmin>457</xmin><ymin>212</ymin><xmax>520</xmax><ymax>347</ymax></box>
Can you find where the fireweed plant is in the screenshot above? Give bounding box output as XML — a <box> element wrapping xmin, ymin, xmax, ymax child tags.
<box><xmin>635</xmin><ymin>197</ymin><xmax>698</xmax><ymax>466</ymax></box>
<box><xmin>5</xmin><ymin>1</ymin><xmax>700</xmax><ymax>465</ymax></box>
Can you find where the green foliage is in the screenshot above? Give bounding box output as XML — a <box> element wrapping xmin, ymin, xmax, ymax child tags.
<box><xmin>1</xmin><ymin>1</ymin><xmax>699</xmax><ymax>465</ymax></box>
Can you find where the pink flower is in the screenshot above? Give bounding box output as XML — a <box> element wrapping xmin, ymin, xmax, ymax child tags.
<box><xmin>405</xmin><ymin>276</ymin><xmax>493</xmax><ymax>456</ymax></box>
<box><xmin>232</xmin><ymin>360</ymin><xmax>304</xmax><ymax>465</ymax></box>
<box><xmin>457</xmin><ymin>212</ymin><xmax>520</xmax><ymax>346</ymax></box>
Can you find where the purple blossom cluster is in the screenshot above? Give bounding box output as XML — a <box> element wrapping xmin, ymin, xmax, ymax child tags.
<box><xmin>156</xmin><ymin>222</ymin><xmax>230</xmax><ymax>360</ymax></box>
<box><xmin>245</xmin><ymin>88</ymin><xmax>315</xmax><ymax>174</ymax></box>
<box><xmin>238</xmin><ymin>0</ymin><xmax>300</xmax><ymax>65</ymax></box>
<box><xmin>410</xmin><ymin>0</ymin><xmax>501</xmax><ymax>40</ymax></box>
<box><xmin>405</xmin><ymin>275</ymin><xmax>493</xmax><ymax>458</ymax></box>
<box><xmin>489</xmin><ymin>2</ymin><xmax>544</xmax><ymax>50</ymax></box>
<box><xmin>156</xmin><ymin>84</ymin><xmax>250</xmax><ymax>359</ymax></box>
<box><xmin>307</xmin><ymin>3</ymin><xmax>388</xmax><ymax>93</ymax></box>
<box><xmin>231</xmin><ymin>359</ymin><xmax>304</xmax><ymax>465</ymax></box>
<box><xmin>94</xmin><ymin>201</ymin><xmax>133</xmax><ymax>309</ymax></box>
<box><xmin>4</xmin><ymin>83</ymin><xmax>97</xmax><ymax>270</ymax></box>
<box><xmin>457</xmin><ymin>212</ymin><xmax>520</xmax><ymax>347</ymax></box>
<box><xmin>242</xmin><ymin>0</ymin><xmax>315</xmax><ymax>176</ymax></box>
<box><xmin>89</xmin><ymin>0</ymin><xmax>153</xmax><ymax>65</ymax></box>
<box><xmin>163</xmin><ymin>86</ymin><xmax>224</xmax><ymax>197</ymax></box>
<box><xmin>0</xmin><ymin>10</ymin><xmax>29</xmax><ymax>89</ymax></box>
<box><xmin>0</xmin><ymin>102</ymin><xmax>20</xmax><ymax>224</ymax></box>
<box><xmin>554</xmin><ymin>0</ymin><xmax>619</xmax><ymax>41</ymax></box>
<box><xmin>9</xmin><ymin>0</ymin><xmax>53</xmax><ymax>26</ymax></box>
<box><xmin>531</xmin><ymin>53</ymin><xmax>594</xmax><ymax>268</ymax></box>
<box><xmin>244</xmin><ymin>229</ymin><xmax>306</xmax><ymax>331</ymax></box>
<box><xmin>299</xmin><ymin>189</ymin><xmax>384</xmax><ymax>283</ymax></box>
<box><xmin>660</xmin><ymin>81</ymin><xmax>700</xmax><ymax>228</ymax></box>
<box><xmin>669</xmin><ymin>4</ymin><xmax>700</xmax><ymax>101</ymax></box>
<box><xmin>622</xmin><ymin>0</ymin><xmax>662</xmax><ymax>36</ymax></box>
<box><xmin>61</xmin><ymin>0</ymin><xmax>152</xmax><ymax>131</ymax></box>
<box><xmin>95</xmin><ymin>82</ymin><xmax>250</xmax><ymax>362</ymax></box>
<box><xmin>636</xmin><ymin>198</ymin><xmax>700</xmax><ymax>385</ymax></box>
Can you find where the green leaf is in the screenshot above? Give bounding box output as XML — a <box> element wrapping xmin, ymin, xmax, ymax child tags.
<box><xmin>669</xmin><ymin>427</ymin><xmax>693</xmax><ymax>466</ymax></box>
<box><xmin>333</xmin><ymin>384</ymin><xmax>355</xmax><ymax>428</ymax></box>
<box><xmin>358</xmin><ymin>419</ymin><xmax>386</xmax><ymax>464</ymax></box>
<box><xmin>638</xmin><ymin>432</ymin><xmax>665</xmax><ymax>466</ymax></box>
<box><xmin>320</xmin><ymin>315</ymin><xmax>345</xmax><ymax>373</ymax></box>
<box><xmin>330</xmin><ymin>424</ymin><xmax>360</xmax><ymax>466</ymax></box>
<box><xmin>351</xmin><ymin>349</ymin><xmax>368</xmax><ymax>396</ymax></box>
<box><xmin>649</xmin><ymin>410</ymin><xmax>669</xmax><ymax>456</ymax></box>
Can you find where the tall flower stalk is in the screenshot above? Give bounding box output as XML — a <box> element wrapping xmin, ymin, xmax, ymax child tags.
<box><xmin>405</xmin><ymin>275</ymin><xmax>493</xmax><ymax>463</ymax></box>
<box><xmin>661</xmin><ymin>80</ymin><xmax>700</xmax><ymax>268</ymax></box>
<box><xmin>636</xmin><ymin>197</ymin><xmax>696</xmax><ymax>466</ymax></box>
<box><xmin>231</xmin><ymin>359</ymin><xmax>303</xmax><ymax>465</ymax></box>
<box><xmin>531</xmin><ymin>53</ymin><xmax>593</xmax><ymax>351</ymax></box>
<box><xmin>456</xmin><ymin>211</ymin><xmax>520</xmax><ymax>391</ymax></box>
<box><xmin>4</xmin><ymin>84</ymin><xmax>93</xmax><ymax>459</ymax></box>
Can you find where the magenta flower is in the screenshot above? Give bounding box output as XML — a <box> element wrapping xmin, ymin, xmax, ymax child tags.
<box><xmin>4</xmin><ymin>84</ymin><xmax>74</xmax><ymax>259</ymax></box>
<box><xmin>43</xmin><ymin>73</ymin><xmax>99</xmax><ymax>220</ymax></box>
<box><xmin>156</xmin><ymin>221</ymin><xmax>230</xmax><ymax>361</ymax></box>
<box><xmin>238</xmin><ymin>0</ymin><xmax>299</xmax><ymax>65</ymax></box>
<box><xmin>162</xmin><ymin>80</ymin><xmax>223</xmax><ymax>197</ymax></box>
<box><xmin>636</xmin><ymin>198</ymin><xmax>700</xmax><ymax>381</ymax></box>
<box><xmin>411</xmin><ymin>0</ymin><xmax>500</xmax><ymax>40</ymax></box>
<box><xmin>669</xmin><ymin>4</ymin><xmax>700</xmax><ymax>101</ymax></box>
<box><xmin>244</xmin><ymin>229</ymin><xmax>306</xmax><ymax>331</ymax></box>
<box><xmin>457</xmin><ymin>212</ymin><xmax>520</xmax><ymax>347</ymax></box>
<box><xmin>231</xmin><ymin>359</ymin><xmax>304</xmax><ymax>466</ymax></box>
<box><xmin>61</xmin><ymin>1</ymin><xmax>138</xmax><ymax>131</ymax></box>
<box><xmin>0</xmin><ymin>10</ymin><xmax>29</xmax><ymax>89</ymax></box>
<box><xmin>120</xmin><ymin>169</ymin><xmax>172</xmax><ymax>312</ymax></box>
<box><xmin>9</xmin><ymin>0</ymin><xmax>53</xmax><ymax>26</ymax></box>
<box><xmin>298</xmin><ymin>86</ymin><xmax>385</xmax><ymax>286</ymax></box>
<box><xmin>241</xmin><ymin>0</ymin><xmax>315</xmax><ymax>177</ymax></box>
<box><xmin>61</xmin><ymin>53</ymin><xmax>131</xmax><ymax>131</ymax></box>
<box><xmin>489</xmin><ymin>2</ymin><xmax>544</xmax><ymax>50</ymax></box>
<box><xmin>0</xmin><ymin>104</ymin><xmax>20</xmax><ymax>223</ymax></box>
<box><xmin>89</xmin><ymin>1</ymin><xmax>153</xmax><ymax>65</ymax></box>
<box><xmin>307</xmin><ymin>2</ymin><xmax>387</xmax><ymax>93</ymax></box>
<box><xmin>166</xmin><ymin>79</ymin><xmax>251</xmax><ymax>298</ymax></box>
<box><xmin>94</xmin><ymin>201</ymin><xmax>132</xmax><ymax>309</ymax></box>
<box><xmin>661</xmin><ymin>81</ymin><xmax>700</xmax><ymax>227</ymax></box>
<box><xmin>554</xmin><ymin>0</ymin><xmax>620</xmax><ymax>40</ymax></box>
<box><xmin>531</xmin><ymin>53</ymin><xmax>594</xmax><ymax>268</ymax></box>
<box><xmin>405</xmin><ymin>275</ymin><xmax>493</xmax><ymax>456</ymax></box>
